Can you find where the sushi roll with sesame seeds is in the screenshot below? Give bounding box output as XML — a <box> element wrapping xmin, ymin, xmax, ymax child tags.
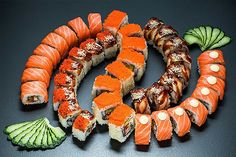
<box><xmin>72</xmin><ymin>110</ymin><xmax>96</xmax><ymax>141</ymax></box>
<box><xmin>54</xmin><ymin>72</ymin><xmax>77</xmax><ymax>89</ymax></box>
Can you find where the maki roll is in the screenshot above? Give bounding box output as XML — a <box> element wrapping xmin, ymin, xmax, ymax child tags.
<box><xmin>130</xmin><ymin>88</ymin><xmax>151</xmax><ymax>114</ymax></box>
<box><xmin>121</xmin><ymin>37</ymin><xmax>148</xmax><ymax>60</ymax></box>
<box><xmin>117</xmin><ymin>49</ymin><xmax>146</xmax><ymax>81</ymax></box>
<box><xmin>152</xmin><ymin>110</ymin><xmax>173</xmax><ymax>141</ymax></box>
<box><xmin>68</xmin><ymin>47</ymin><xmax>92</xmax><ymax>75</ymax></box>
<box><xmin>92</xmin><ymin>92</ymin><xmax>122</xmax><ymax>125</ymax></box>
<box><xmin>192</xmin><ymin>86</ymin><xmax>219</xmax><ymax>114</ymax></box>
<box><xmin>167</xmin><ymin>106</ymin><xmax>191</xmax><ymax>137</ymax></box>
<box><xmin>21</xmin><ymin>81</ymin><xmax>48</xmax><ymax>105</ymax></box>
<box><xmin>134</xmin><ymin>114</ymin><xmax>152</xmax><ymax>145</ymax></box>
<box><xmin>96</xmin><ymin>31</ymin><xmax>118</xmax><ymax>59</ymax></box>
<box><xmin>54</xmin><ymin>72</ymin><xmax>77</xmax><ymax>89</ymax></box>
<box><xmin>80</xmin><ymin>39</ymin><xmax>104</xmax><ymax>66</ymax></box>
<box><xmin>91</xmin><ymin>75</ymin><xmax>122</xmax><ymax>98</ymax></box>
<box><xmin>105</xmin><ymin>61</ymin><xmax>135</xmax><ymax>96</ymax></box>
<box><xmin>180</xmin><ymin>97</ymin><xmax>208</xmax><ymax>127</ymax></box>
<box><xmin>108</xmin><ymin>103</ymin><xmax>135</xmax><ymax>143</ymax></box>
<box><xmin>88</xmin><ymin>13</ymin><xmax>102</xmax><ymax>38</ymax></box>
<box><xmin>199</xmin><ymin>64</ymin><xmax>226</xmax><ymax>81</ymax></box>
<box><xmin>103</xmin><ymin>10</ymin><xmax>128</xmax><ymax>35</ymax></box>
<box><xmin>58</xmin><ymin>100</ymin><xmax>82</xmax><ymax>128</ymax></box>
<box><xmin>72</xmin><ymin>110</ymin><xmax>96</xmax><ymax>141</ymax></box>
<box><xmin>167</xmin><ymin>50</ymin><xmax>192</xmax><ymax>70</ymax></box>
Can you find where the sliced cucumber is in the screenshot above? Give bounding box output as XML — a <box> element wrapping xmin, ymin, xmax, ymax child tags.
<box><xmin>187</xmin><ymin>29</ymin><xmax>202</xmax><ymax>39</ymax></box>
<box><xmin>209</xmin><ymin>36</ymin><xmax>231</xmax><ymax>49</ymax></box>
<box><xmin>47</xmin><ymin>128</ymin><xmax>54</xmax><ymax>148</ymax></box>
<box><xmin>4</xmin><ymin>121</ymin><xmax>30</xmax><ymax>135</ymax></box>
<box><xmin>199</xmin><ymin>26</ymin><xmax>207</xmax><ymax>45</ymax></box>
<box><xmin>34</xmin><ymin>122</ymin><xmax>46</xmax><ymax>148</ymax></box>
<box><xmin>210</xmin><ymin>31</ymin><xmax>224</xmax><ymax>48</ymax></box>
<box><xmin>204</xmin><ymin>26</ymin><xmax>212</xmax><ymax>49</ymax></box>
<box><xmin>48</xmin><ymin>128</ymin><xmax>59</xmax><ymax>147</ymax></box>
<box><xmin>208</xmin><ymin>28</ymin><xmax>221</xmax><ymax>48</ymax></box>
<box><xmin>41</xmin><ymin>126</ymin><xmax>48</xmax><ymax>149</ymax></box>
<box><xmin>49</xmin><ymin>126</ymin><xmax>66</xmax><ymax>142</ymax></box>
<box><xmin>184</xmin><ymin>34</ymin><xmax>203</xmax><ymax>46</ymax></box>
<box><xmin>194</xmin><ymin>28</ymin><xmax>204</xmax><ymax>43</ymax></box>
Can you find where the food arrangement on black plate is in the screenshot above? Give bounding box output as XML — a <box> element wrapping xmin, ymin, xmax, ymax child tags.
<box><xmin>3</xmin><ymin>10</ymin><xmax>231</xmax><ymax>150</ymax></box>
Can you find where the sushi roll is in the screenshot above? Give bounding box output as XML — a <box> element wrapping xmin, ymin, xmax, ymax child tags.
<box><xmin>108</xmin><ymin>103</ymin><xmax>135</xmax><ymax>143</ymax></box>
<box><xmin>21</xmin><ymin>68</ymin><xmax>50</xmax><ymax>88</ymax></box>
<box><xmin>96</xmin><ymin>31</ymin><xmax>118</xmax><ymax>59</ymax></box>
<box><xmin>121</xmin><ymin>37</ymin><xmax>148</xmax><ymax>60</ymax></box>
<box><xmin>58</xmin><ymin>100</ymin><xmax>82</xmax><ymax>128</ymax></box>
<box><xmin>54</xmin><ymin>25</ymin><xmax>79</xmax><ymax>48</ymax></box>
<box><xmin>54</xmin><ymin>72</ymin><xmax>77</xmax><ymax>89</ymax></box>
<box><xmin>117</xmin><ymin>49</ymin><xmax>146</xmax><ymax>81</ymax></box>
<box><xmin>166</xmin><ymin>62</ymin><xmax>191</xmax><ymax>89</ymax></box>
<box><xmin>197</xmin><ymin>75</ymin><xmax>225</xmax><ymax>100</ymax></box>
<box><xmin>103</xmin><ymin>10</ymin><xmax>128</xmax><ymax>35</ymax></box>
<box><xmin>167</xmin><ymin>50</ymin><xmax>192</xmax><ymax>70</ymax></box>
<box><xmin>33</xmin><ymin>44</ymin><xmax>61</xmax><ymax>69</ymax></box>
<box><xmin>143</xmin><ymin>17</ymin><xmax>164</xmax><ymax>45</ymax></box>
<box><xmin>91</xmin><ymin>75</ymin><xmax>122</xmax><ymax>98</ymax></box>
<box><xmin>88</xmin><ymin>13</ymin><xmax>102</xmax><ymax>38</ymax></box>
<box><xmin>92</xmin><ymin>92</ymin><xmax>122</xmax><ymax>125</ymax></box>
<box><xmin>130</xmin><ymin>88</ymin><xmax>151</xmax><ymax>114</ymax></box>
<box><xmin>53</xmin><ymin>86</ymin><xmax>76</xmax><ymax>111</ymax></box>
<box><xmin>146</xmin><ymin>82</ymin><xmax>171</xmax><ymax>111</ymax></box>
<box><xmin>67</xmin><ymin>16</ymin><xmax>90</xmax><ymax>42</ymax></box>
<box><xmin>59</xmin><ymin>58</ymin><xmax>85</xmax><ymax>84</ymax></box>
<box><xmin>41</xmin><ymin>32</ymin><xmax>69</xmax><ymax>59</ymax></box>
<box><xmin>68</xmin><ymin>47</ymin><xmax>92</xmax><ymax>75</ymax></box>
<box><xmin>197</xmin><ymin>49</ymin><xmax>225</xmax><ymax>70</ymax></box>
<box><xmin>167</xmin><ymin>106</ymin><xmax>191</xmax><ymax>137</ymax></box>
<box><xmin>180</xmin><ymin>97</ymin><xmax>208</xmax><ymax>127</ymax></box>
<box><xmin>80</xmin><ymin>39</ymin><xmax>104</xmax><ymax>66</ymax></box>
<box><xmin>21</xmin><ymin>81</ymin><xmax>48</xmax><ymax>105</ymax></box>
<box><xmin>105</xmin><ymin>61</ymin><xmax>135</xmax><ymax>96</ymax></box>
<box><xmin>72</xmin><ymin>110</ymin><xmax>96</xmax><ymax>141</ymax></box>
<box><xmin>158</xmin><ymin>72</ymin><xmax>183</xmax><ymax>104</ymax></box>
<box><xmin>199</xmin><ymin>64</ymin><xmax>226</xmax><ymax>81</ymax></box>
<box><xmin>191</xmin><ymin>86</ymin><xmax>219</xmax><ymax>114</ymax></box>
<box><xmin>152</xmin><ymin>110</ymin><xmax>173</xmax><ymax>141</ymax></box>
<box><xmin>134</xmin><ymin>114</ymin><xmax>152</xmax><ymax>145</ymax></box>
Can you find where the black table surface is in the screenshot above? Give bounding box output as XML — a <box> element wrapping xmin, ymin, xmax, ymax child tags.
<box><xmin>1</xmin><ymin>0</ymin><xmax>236</xmax><ymax>156</ymax></box>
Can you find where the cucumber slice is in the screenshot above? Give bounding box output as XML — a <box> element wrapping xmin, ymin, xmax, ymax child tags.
<box><xmin>184</xmin><ymin>34</ymin><xmax>203</xmax><ymax>46</ymax></box>
<box><xmin>4</xmin><ymin>122</ymin><xmax>30</xmax><ymax>135</ymax></box>
<box><xmin>199</xmin><ymin>26</ymin><xmax>207</xmax><ymax>45</ymax></box>
<box><xmin>12</xmin><ymin>120</ymin><xmax>42</xmax><ymax>145</ymax></box>
<box><xmin>204</xmin><ymin>26</ymin><xmax>213</xmax><ymax>49</ymax></box>
<box><xmin>187</xmin><ymin>29</ymin><xmax>202</xmax><ymax>39</ymax></box>
<box><xmin>210</xmin><ymin>31</ymin><xmax>224</xmax><ymax>48</ymax></box>
<box><xmin>48</xmin><ymin>128</ymin><xmax>59</xmax><ymax>147</ymax></box>
<box><xmin>194</xmin><ymin>28</ymin><xmax>204</xmax><ymax>43</ymax></box>
<box><xmin>41</xmin><ymin>126</ymin><xmax>48</xmax><ymax>149</ymax></box>
<box><xmin>34</xmin><ymin>122</ymin><xmax>46</xmax><ymax>148</ymax></box>
<box><xmin>209</xmin><ymin>36</ymin><xmax>231</xmax><ymax>49</ymax></box>
<box><xmin>47</xmin><ymin>128</ymin><xmax>54</xmax><ymax>148</ymax></box>
<box><xmin>49</xmin><ymin>126</ymin><xmax>66</xmax><ymax>142</ymax></box>
<box><xmin>208</xmin><ymin>28</ymin><xmax>221</xmax><ymax>48</ymax></box>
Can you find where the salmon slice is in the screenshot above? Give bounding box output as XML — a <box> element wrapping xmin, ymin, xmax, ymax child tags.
<box><xmin>198</xmin><ymin>49</ymin><xmax>225</xmax><ymax>70</ymax></box>
<box><xmin>54</xmin><ymin>25</ymin><xmax>79</xmax><ymax>48</ymax></box>
<box><xmin>25</xmin><ymin>55</ymin><xmax>53</xmax><ymax>76</ymax></box>
<box><xmin>68</xmin><ymin>17</ymin><xmax>90</xmax><ymax>42</ymax></box>
<box><xmin>180</xmin><ymin>97</ymin><xmax>208</xmax><ymax>127</ymax></box>
<box><xmin>33</xmin><ymin>44</ymin><xmax>61</xmax><ymax>69</ymax></box>
<box><xmin>41</xmin><ymin>32</ymin><xmax>69</xmax><ymax>59</ymax></box>
<box><xmin>21</xmin><ymin>81</ymin><xmax>48</xmax><ymax>104</ymax></box>
<box><xmin>88</xmin><ymin>13</ymin><xmax>102</xmax><ymax>38</ymax></box>
<box><xmin>167</xmin><ymin>106</ymin><xmax>191</xmax><ymax>137</ymax></box>
<box><xmin>199</xmin><ymin>64</ymin><xmax>226</xmax><ymax>81</ymax></box>
<box><xmin>135</xmin><ymin>114</ymin><xmax>152</xmax><ymax>145</ymax></box>
<box><xmin>152</xmin><ymin>110</ymin><xmax>172</xmax><ymax>141</ymax></box>
<box><xmin>197</xmin><ymin>75</ymin><xmax>225</xmax><ymax>100</ymax></box>
<box><xmin>191</xmin><ymin>86</ymin><xmax>219</xmax><ymax>114</ymax></box>
<box><xmin>21</xmin><ymin>68</ymin><xmax>50</xmax><ymax>88</ymax></box>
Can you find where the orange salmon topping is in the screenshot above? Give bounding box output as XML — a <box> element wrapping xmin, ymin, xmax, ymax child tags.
<box><xmin>122</xmin><ymin>37</ymin><xmax>146</xmax><ymax>50</ymax></box>
<box><xmin>117</xmin><ymin>49</ymin><xmax>145</xmax><ymax>67</ymax></box>
<box><xmin>103</xmin><ymin>10</ymin><xmax>127</xmax><ymax>29</ymax></box>
<box><xmin>93</xmin><ymin>92</ymin><xmax>122</xmax><ymax>109</ymax></box>
<box><xmin>58</xmin><ymin>101</ymin><xmax>80</xmax><ymax>118</ymax></box>
<box><xmin>94</xmin><ymin>75</ymin><xmax>121</xmax><ymax>92</ymax></box>
<box><xmin>118</xmin><ymin>24</ymin><xmax>142</xmax><ymax>37</ymax></box>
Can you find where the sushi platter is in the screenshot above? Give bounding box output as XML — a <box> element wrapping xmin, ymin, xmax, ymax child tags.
<box><xmin>1</xmin><ymin>0</ymin><xmax>236</xmax><ymax>157</ymax></box>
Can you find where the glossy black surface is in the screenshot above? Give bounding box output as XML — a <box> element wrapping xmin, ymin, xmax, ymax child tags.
<box><xmin>1</xmin><ymin>0</ymin><xmax>236</xmax><ymax>156</ymax></box>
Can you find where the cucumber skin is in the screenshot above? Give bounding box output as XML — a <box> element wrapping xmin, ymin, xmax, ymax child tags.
<box><xmin>204</xmin><ymin>26</ymin><xmax>213</xmax><ymax>50</ymax></box>
<box><xmin>209</xmin><ymin>31</ymin><xmax>224</xmax><ymax>49</ymax></box>
<box><xmin>209</xmin><ymin>36</ymin><xmax>231</xmax><ymax>49</ymax></box>
<box><xmin>4</xmin><ymin>122</ymin><xmax>30</xmax><ymax>135</ymax></box>
<box><xmin>184</xmin><ymin>34</ymin><xmax>203</xmax><ymax>46</ymax></box>
<box><xmin>208</xmin><ymin>28</ymin><xmax>221</xmax><ymax>48</ymax></box>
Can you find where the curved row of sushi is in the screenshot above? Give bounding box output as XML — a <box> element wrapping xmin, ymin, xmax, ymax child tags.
<box><xmin>134</xmin><ymin>49</ymin><xmax>226</xmax><ymax>145</ymax></box>
<box><xmin>21</xmin><ymin>13</ymin><xmax>102</xmax><ymax>105</ymax></box>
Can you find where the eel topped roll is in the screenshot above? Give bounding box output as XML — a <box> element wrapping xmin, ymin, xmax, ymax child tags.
<box><xmin>167</xmin><ymin>50</ymin><xmax>192</xmax><ymax>70</ymax></box>
<box><xmin>108</xmin><ymin>103</ymin><xmax>135</xmax><ymax>143</ymax></box>
<box><xmin>80</xmin><ymin>39</ymin><xmax>104</xmax><ymax>66</ymax></box>
<box><xmin>72</xmin><ymin>110</ymin><xmax>96</xmax><ymax>141</ymax></box>
<box><xmin>96</xmin><ymin>31</ymin><xmax>118</xmax><ymax>59</ymax></box>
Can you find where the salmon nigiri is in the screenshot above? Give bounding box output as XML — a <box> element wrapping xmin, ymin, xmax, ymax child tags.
<box><xmin>180</xmin><ymin>97</ymin><xmax>208</xmax><ymax>127</ymax></box>
<box><xmin>152</xmin><ymin>110</ymin><xmax>173</xmax><ymax>141</ymax></box>
<box><xmin>192</xmin><ymin>86</ymin><xmax>219</xmax><ymax>114</ymax></box>
<box><xmin>88</xmin><ymin>13</ymin><xmax>102</xmax><ymax>38</ymax></box>
<box><xmin>33</xmin><ymin>44</ymin><xmax>61</xmax><ymax>69</ymax></box>
<box><xmin>197</xmin><ymin>75</ymin><xmax>225</xmax><ymax>100</ymax></box>
<box><xmin>25</xmin><ymin>55</ymin><xmax>53</xmax><ymax>76</ymax></box>
<box><xmin>21</xmin><ymin>68</ymin><xmax>50</xmax><ymax>88</ymax></box>
<box><xmin>135</xmin><ymin>114</ymin><xmax>152</xmax><ymax>145</ymax></box>
<box><xmin>54</xmin><ymin>25</ymin><xmax>79</xmax><ymax>48</ymax></box>
<box><xmin>41</xmin><ymin>32</ymin><xmax>69</xmax><ymax>59</ymax></box>
<box><xmin>68</xmin><ymin>17</ymin><xmax>90</xmax><ymax>42</ymax></box>
<box><xmin>199</xmin><ymin>64</ymin><xmax>226</xmax><ymax>81</ymax></box>
<box><xmin>167</xmin><ymin>106</ymin><xmax>191</xmax><ymax>137</ymax></box>
<box><xmin>21</xmin><ymin>81</ymin><xmax>48</xmax><ymax>105</ymax></box>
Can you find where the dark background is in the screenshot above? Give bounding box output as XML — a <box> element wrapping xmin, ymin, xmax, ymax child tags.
<box><xmin>1</xmin><ymin>0</ymin><xmax>236</xmax><ymax>156</ymax></box>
